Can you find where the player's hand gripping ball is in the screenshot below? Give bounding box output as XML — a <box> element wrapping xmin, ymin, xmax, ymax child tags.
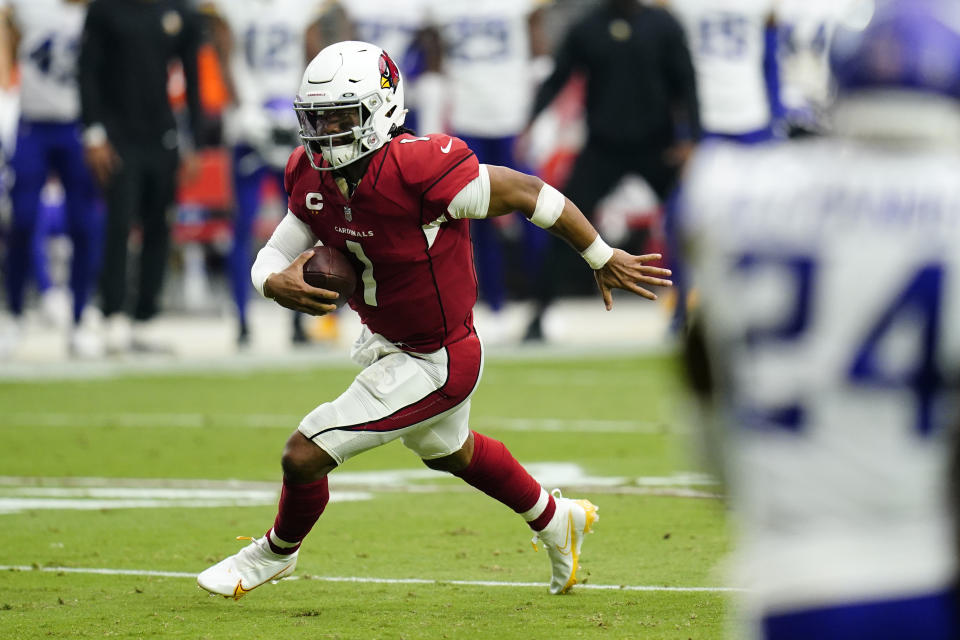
<box><xmin>302</xmin><ymin>246</ymin><xmax>358</xmax><ymax>308</ymax></box>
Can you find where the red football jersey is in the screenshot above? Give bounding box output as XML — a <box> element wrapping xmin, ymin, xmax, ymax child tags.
<box><xmin>285</xmin><ymin>134</ymin><xmax>480</xmax><ymax>352</ymax></box>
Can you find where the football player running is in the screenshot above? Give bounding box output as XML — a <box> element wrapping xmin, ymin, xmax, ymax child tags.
<box><xmin>197</xmin><ymin>41</ymin><xmax>671</xmax><ymax>599</ymax></box>
<box><xmin>681</xmin><ymin>0</ymin><xmax>960</xmax><ymax>637</ymax></box>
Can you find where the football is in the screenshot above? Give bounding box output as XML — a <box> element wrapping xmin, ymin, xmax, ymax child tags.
<box><xmin>302</xmin><ymin>246</ymin><xmax>358</xmax><ymax>308</ymax></box>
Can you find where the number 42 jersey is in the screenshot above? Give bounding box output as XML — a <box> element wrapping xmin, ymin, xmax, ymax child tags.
<box><xmin>285</xmin><ymin>134</ymin><xmax>480</xmax><ymax>353</ymax></box>
<box><xmin>681</xmin><ymin>139</ymin><xmax>960</xmax><ymax>616</ymax></box>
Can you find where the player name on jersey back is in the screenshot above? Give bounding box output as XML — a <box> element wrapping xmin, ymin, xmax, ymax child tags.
<box><xmin>681</xmin><ymin>138</ymin><xmax>960</xmax><ymax>611</ymax></box>
<box><xmin>684</xmin><ymin>140</ymin><xmax>960</xmax><ymax>243</ymax></box>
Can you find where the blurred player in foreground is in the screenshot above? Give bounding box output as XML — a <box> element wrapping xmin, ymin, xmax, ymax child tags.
<box><xmin>681</xmin><ymin>1</ymin><xmax>960</xmax><ymax>637</ymax></box>
<box><xmin>0</xmin><ymin>0</ymin><xmax>102</xmax><ymax>358</ymax></box>
<box><xmin>197</xmin><ymin>40</ymin><xmax>671</xmax><ymax>598</ymax></box>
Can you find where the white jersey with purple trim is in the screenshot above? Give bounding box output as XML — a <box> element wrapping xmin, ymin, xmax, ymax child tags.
<box><xmin>4</xmin><ymin>0</ymin><xmax>86</xmax><ymax>122</ymax></box>
<box><xmin>340</xmin><ymin>0</ymin><xmax>428</xmax><ymax>66</ymax></box>
<box><xmin>682</xmin><ymin>139</ymin><xmax>960</xmax><ymax>625</ymax></box>
<box><xmin>665</xmin><ymin>0</ymin><xmax>776</xmax><ymax>135</ymax></box>
<box><xmin>427</xmin><ymin>0</ymin><xmax>543</xmax><ymax>137</ymax></box>
<box><xmin>204</xmin><ymin>0</ymin><xmax>323</xmax><ymax>113</ymax></box>
<box><xmin>774</xmin><ymin>0</ymin><xmax>870</xmax><ymax>127</ymax></box>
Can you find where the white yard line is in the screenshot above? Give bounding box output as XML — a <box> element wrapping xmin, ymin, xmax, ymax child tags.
<box><xmin>475</xmin><ymin>417</ymin><xmax>670</xmax><ymax>434</ymax></box>
<box><xmin>0</xmin><ymin>564</ymin><xmax>738</xmax><ymax>593</ymax></box>
<box><xmin>1</xmin><ymin>412</ymin><xmax>672</xmax><ymax>434</ymax></box>
<box><xmin>0</xmin><ymin>490</ymin><xmax>373</xmax><ymax>514</ymax></box>
<box><xmin>0</xmin><ymin>340</ymin><xmax>675</xmax><ymax>382</ymax></box>
<box><xmin>482</xmin><ymin>369</ymin><xmax>666</xmax><ymax>388</ymax></box>
<box><xmin>0</xmin><ymin>466</ymin><xmax>719</xmax><ymax>515</ymax></box>
<box><xmin>0</xmin><ymin>469</ymin><xmax>720</xmax><ymax>502</ymax></box>
<box><xmin>0</xmin><ymin>412</ymin><xmax>302</xmax><ymax>429</ymax></box>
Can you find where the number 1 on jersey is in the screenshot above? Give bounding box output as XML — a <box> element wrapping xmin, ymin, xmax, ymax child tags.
<box><xmin>345</xmin><ymin>241</ymin><xmax>377</xmax><ymax>306</ymax></box>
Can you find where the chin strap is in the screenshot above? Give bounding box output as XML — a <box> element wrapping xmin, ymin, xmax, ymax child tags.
<box><xmin>388</xmin><ymin>124</ymin><xmax>417</xmax><ymax>138</ymax></box>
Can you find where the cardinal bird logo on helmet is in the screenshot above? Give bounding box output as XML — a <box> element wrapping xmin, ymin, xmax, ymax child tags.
<box><xmin>379</xmin><ymin>52</ymin><xmax>400</xmax><ymax>92</ymax></box>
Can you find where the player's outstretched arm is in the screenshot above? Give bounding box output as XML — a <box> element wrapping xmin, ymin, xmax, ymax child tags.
<box><xmin>485</xmin><ymin>165</ymin><xmax>672</xmax><ymax>310</ymax></box>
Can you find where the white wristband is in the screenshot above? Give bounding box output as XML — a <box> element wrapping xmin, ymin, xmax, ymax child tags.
<box><xmin>581</xmin><ymin>235</ymin><xmax>614</xmax><ymax>270</ymax></box>
<box><xmin>530</xmin><ymin>183</ymin><xmax>565</xmax><ymax>228</ymax></box>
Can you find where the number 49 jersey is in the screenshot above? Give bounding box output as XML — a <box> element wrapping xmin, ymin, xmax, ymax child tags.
<box><xmin>3</xmin><ymin>0</ymin><xmax>87</xmax><ymax>122</ymax></box>
<box><xmin>285</xmin><ymin>134</ymin><xmax>480</xmax><ymax>352</ymax></box>
<box><xmin>680</xmin><ymin>139</ymin><xmax>960</xmax><ymax>614</ymax></box>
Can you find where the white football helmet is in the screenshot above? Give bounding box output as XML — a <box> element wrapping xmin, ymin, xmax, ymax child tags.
<box><xmin>294</xmin><ymin>41</ymin><xmax>407</xmax><ymax>171</ymax></box>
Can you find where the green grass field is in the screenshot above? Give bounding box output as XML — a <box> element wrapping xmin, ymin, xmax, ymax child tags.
<box><xmin>0</xmin><ymin>353</ymin><xmax>732</xmax><ymax>639</ymax></box>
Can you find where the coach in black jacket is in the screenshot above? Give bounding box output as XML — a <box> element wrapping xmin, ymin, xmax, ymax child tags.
<box><xmin>79</xmin><ymin>0</ymin><xmax>203</xmax><ymax>352</ymax></box>
<box><xmin>524</xmin><ymin>0</ymin><xmax>700</xmax><ymax>339</ymax></box>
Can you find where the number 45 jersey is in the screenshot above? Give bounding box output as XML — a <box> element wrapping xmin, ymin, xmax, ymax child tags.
<box><xmin>664</xmin><ymin>0</ymin><xmax>776</xmax><ymax>136</ymax></box>
<box><xmin>3</xmin><ymin>0</ymin><xmax>86</xmax><ymax>122</ymax></box>
<box><xmin>285</xmin><ymin>134</ymin><xmax>480</xmax><ymax>353</ymax></box>
<box><xmin>680</xmin><ymin>139</ymin><xmax>960</xmax><ymax>617</ymax></box>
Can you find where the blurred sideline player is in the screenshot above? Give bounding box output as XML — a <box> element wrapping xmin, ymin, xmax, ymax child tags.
<box><xmin>197</xmin><ymin>41</ymin><xmax>672</xmax><ymax>599</ymax></box>
<box><xmin>0</xmin><ymin>0</ymin><xmax>102</xmax><ymax>359</ymax></box>
<box><xmin>664</xmin><ymin>0</ymin><xmax>780</xmax><ymax>143</ymax></box>
<box><xmin>201</xmin><ymin>0</ymin><xmax>328</xmax><ymax>347</ymax></box>
<box><xmin>425</xmin><ymin>0</ymin><xmax>553</xmax><ymax>340</ymax></box>
<box><xmin>660</xmin><ymin>0</ymin><xmax>779</xmax><ymax>332</ymax></box>
<box><xmin>681</xmin><ymin>1</ymin><xmax>960</xmax><ymax>637</ymax></box>
<box><xmin>325</xmin><ymin>0</ymin><xmax>443</xmax><ymax>136</ymax></box>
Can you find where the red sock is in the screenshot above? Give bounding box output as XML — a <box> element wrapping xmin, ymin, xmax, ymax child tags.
<box><xmin>454</xmin><ymin>431</ymin><xmax>553</xmax><ymax>530</ymax></box>
<box><xmin>267</xmin><ymin>476</ymin><xmax>329</xmax><ymax>554</ymax></box>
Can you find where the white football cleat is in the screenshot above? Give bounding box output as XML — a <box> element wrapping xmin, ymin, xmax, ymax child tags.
<box><xmin>104</xmin><ymin>313</ymin><xmax>132</xmax><ymax>354</ymax></box>
<box><xmin>0</xmin><ymin>315</ymin><xmax>22</xmax><ymax>360</ymax></box>
<box><xmin>39</xmin><ymin>286</ymin><xmax>72</xmax><ymax>329</ymax></box>
<box><xmin>197</xmin><ymin>536</ymin><xmax>298</xmax><ymax>600</ymax></box>
<box><xmin>69</xmin><ymin>316</ymin><xmax>105</xmax><ymax>359</ymax></box>
<box><xmin>531</xmin><ymin>489</ymin><xmax>599</xmax><ymax>595</ymax></box>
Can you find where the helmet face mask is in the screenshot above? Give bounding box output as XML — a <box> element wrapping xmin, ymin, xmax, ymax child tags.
<box><xmin>294</xmin><ymin>101</ymin><xmax>365</xmax><ymax>169</ymax></box>
<box><xmin>294</xmin><ymin>42</ymin><xmax>407</xmax><ymax>172</ymax></box>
